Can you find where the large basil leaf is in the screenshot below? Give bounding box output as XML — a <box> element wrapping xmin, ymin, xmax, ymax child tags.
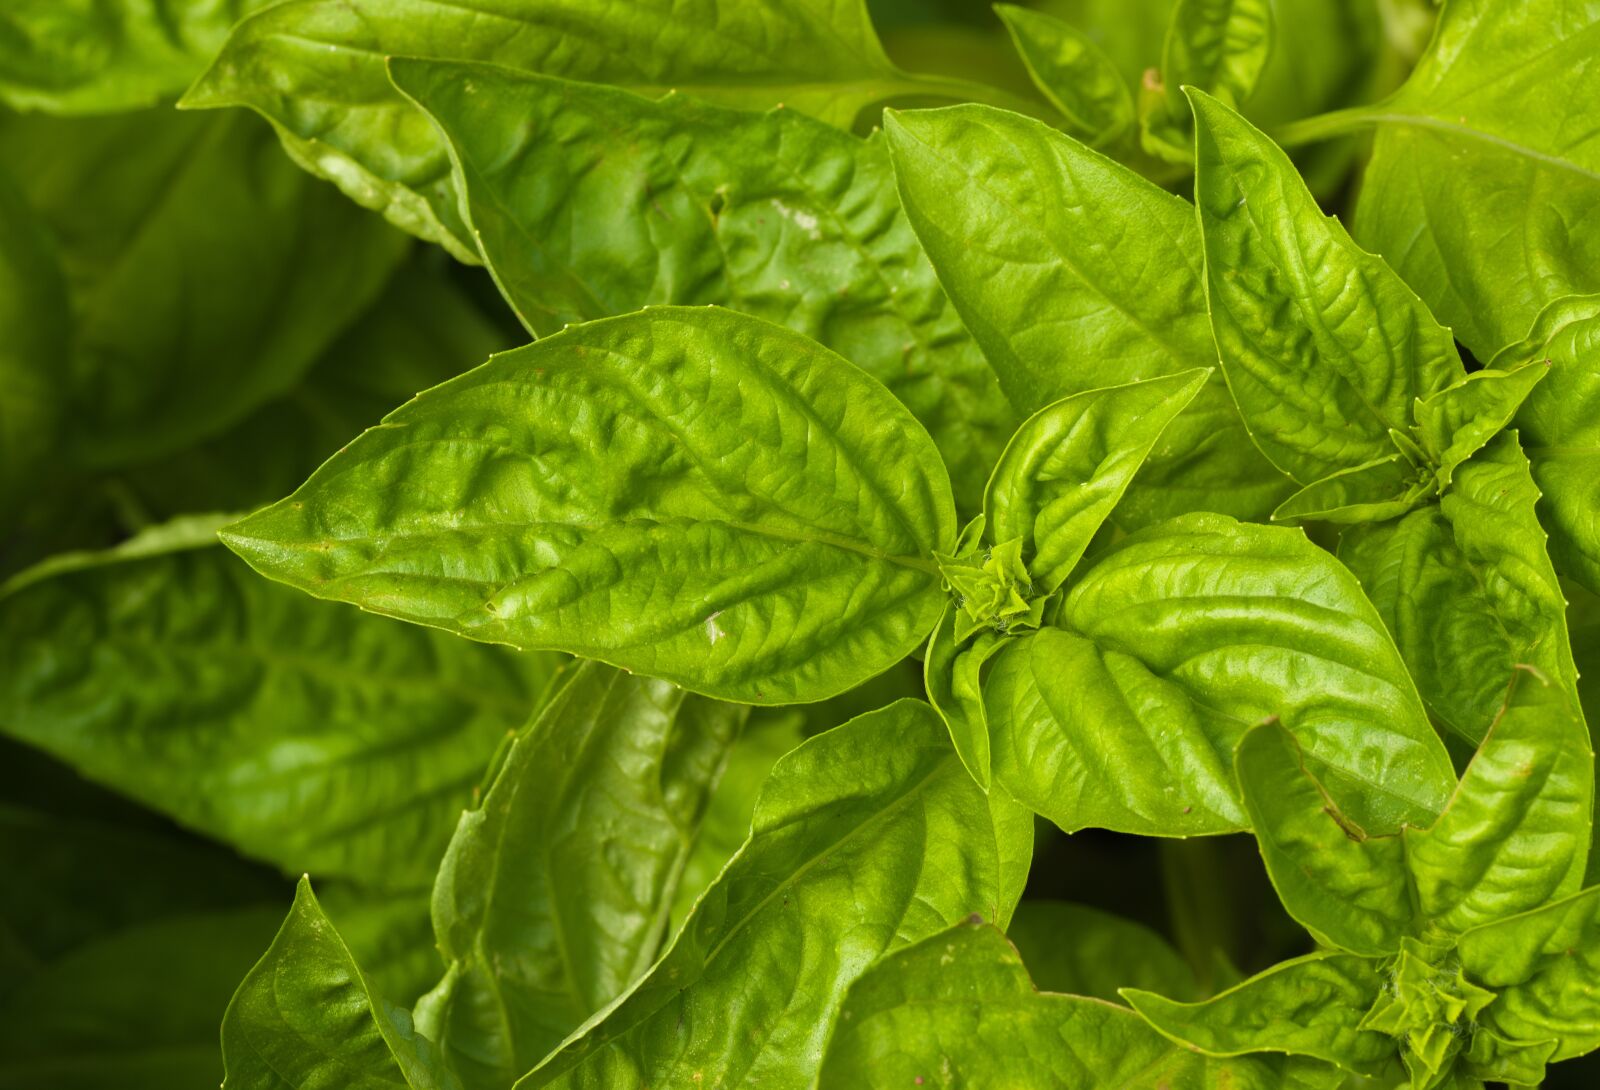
<box><xmin>1489</xmin><ymin>295</ymin><xmax>1600</xmax><ymax>596</ymax></box>
<box><xmin>221</xmin><ymin>308</ymin><xmax>957</xmax><ymax>705</ymax></box>
<box><xmin>1348</xmin><ymin>0</ymin><xmax>1600</xmax><ymax>357</ymax></box>
<box><xmin>814</xmin><ymin>920</ymin><xmax>1335</xmax><ymax>1088</ymax></box>
<box><xmin>0</xmin><ymin>0</ymin><xmax>272</xmax><ymax>113</ymax></box>
<box><xmin>520</xmin><ymin>700</ymin><xmax>1030</xmax><ymax>1088</ymax></box>
<box><xmin>1457</xmin><ymin>885</ymin><xmax>1600</xmax><ymax>1064</ymax></box>
<box><xmin>115</xmin><ymin>254</ymin><xmax>512</xmax><ymax>522</ymax></box>
<box><xmin>182</xmin><ymin>0</ymin><xmax>1032</xmax><ymax>258</ymax></box>
<box><xmin>1190</xmin><ymin>89</ymin><xmax>1458</xmax><ymax>486</ymax></box>
<box><xmin>1339</xmin><ymin>433</ymin><xmax>1578</xmax><ymax>742</ymax></box>
<box><xmin>0</xmin><ymin>163</ymin><xmax>67</xmax><ymax>519</ymax></box>
<box><xmin>1124</xmin><ymin>953</ymin><xmax>1391</xmax><ymax>1075</ymax></box>
<box><xmin>1405</xmin><ymin>667</ymin><xmax>1593</xmax><ymax>936</ymax></box>
<box><xmin>884</xmin><ymin>103</ymin><xmax>1290</xmax><ymax>528</ymax></box>
<box><xmin>984</xmin><ymin>513</ymin><xmax>1455</xmax><ymax>837</ymax></box>
<box><xmin>0</xmin><ymin>906</ymin><xmax>284</xmax><ymax>1089</ymax></box>
<box><xmin>1235</xmin><ymin>722</ymin><xmax>1413</xmax><ymax>957</ymax></box>
<box><xmin>417</xmin><ymin>663</ymin><xmax>747</xmax><ymax>1090</ymax></box>
<box><xmin>1006</xmin><ymin>900</ymin><xmax>1198</xmax><ymax>1003</ymax></box>
<box><xmin>0</xmin><ymin>515</ymin><xmax>555</xmax><ymax>889</ymax></box>
<box><xmin>0</xmin><ymin>108</ymin><xmax>406</xmax><ymax>468</ymax></box>
<box><xmin>387</xmin><ymin>59</ymin><xmax>1014</xmax><ymax>510</ymax></box>
<box><xmin>222</xmin><ymin>879</ymin><xmax>458</xmax><ymax>1090</ymax></box>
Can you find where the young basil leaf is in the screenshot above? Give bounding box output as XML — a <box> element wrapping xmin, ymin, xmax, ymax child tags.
<box><xmin>1235</xmin><ymin>722</ymin><xmax>1414</xmax><ymax>957</ymax></box>
<box><xmin>1456</xmin><ymin>884</ymin><xmax>1600</xmax><ymax>1065</ymax></box>
<box><xmin>1339</xmin><ymin>433</ymin><xmax>1578</xmax><ymax>742</ymax></box>
<box><xmin>520</xmin><ymin>700</ymin><xmax>1030</xmax><ymax>1088</ymax></box>
<box><xmin>1414</xmin><ymin>360</ymin><xmax>1550</xmax><ymax>490</ymax></box>
<box><xmin>222</xmin><ymin>878</ymin><xmax>459</xmax><ymax>1090</ymax></box>
<box><xmin>0</xmin><ymin>108</ymin><xmax>408</xmax><ymax>468</ymax></box>
<box><xmin>986</xmin><ymin>513</ymin><xmax>1455</xmax><ymax>837</ymax></box>
<box><xmin>1405</xmin><ymin>666</ymin><xmax>1594</xmax><ymax>936</ymax></box>
<box><xmin>1007</xmin><ymin>900</ymin><xmax>1198</xmax><ymax>1003</ymax></box>
<box><xmin>0</xmin><ymin>163</ymin><xmax>67</xmax><ymax>518</ymax></box>
<box><xmin>1488</xmin><ymin>295</ymin><xmax>1600</xmax><ymax>596</ymax></box>
<box><xmin>815</xmin><ymin>920</ymin><xmax>1334</xmax><ymax>1088</ymax></box>
<box><xmin>0</xmin><ymin>906</ymin><xmax>285</xmax><ymax>1088</ymax></box>
<box><xmin>994</xmin><ymin>4</ymin><xmax>1135</xmax><ymax>149</ymax></box>
<box><xmin>221</xmin><ymin>308</ymin><xmax>957</xmax><ymax>705</ymax></box>
<box><xmin>1142</xmin><ymin>0</ymin><xmax>1274</xmax><ymax>163</ymax></box>
<box><xmin>1269</xmin><ymin>454</ymin><xmax>1422</xmax><ymax>526</ymax></box>
<box><xmin>0</xmin><ymin>516</ymin><xmax>554</xmax><ymax>889</ymax></box>
<box><xmin>385</xmin><ymin>59</ymin><xmax>1014</xmax><ymax>513</ymax></box>
<box><xmin>923</xmin><ymin>604</ymin><xmax>1005</xmax><ymax>791</ymax></box>
<box><xmin>1190</xmin><ymin>89</ymin><xmax>1460</xmax><ymax>487</ymax></box>
<box><xmin>181</xmin><ymin>0</ymin><xmax>1033</xmax><ymax>259</ymax></box>
<box><xmin>984</xmin><ymin>371</ymin><xmax>1208</xmax><ymax>595</ymax></box>
<box><xmin>0</xmin><ymin>0</ymin><xmax>273</xmax><ymax>113</ymax></box>
<box><xmin>883</xmin><ymin>103</ymin><xmax>1291</xmax><ymax>528</ymax></box>
<box><xmin>416</xmin><ymin>662</ymin><xmax>747</xmax><ymax>1090</ymax></box>
<box><xmin>1348</xmin><ymin>0</ymin><xmax>1600</xmax><ymax>357</ymax></box>
<box><xmin>1123</xmin><ymin>952</ymin><xmax>1392</xmax><ymax>1076</ymax></box>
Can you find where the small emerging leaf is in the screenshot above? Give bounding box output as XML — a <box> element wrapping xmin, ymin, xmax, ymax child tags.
<box><xmin>995</xmin><ymin>5</ymin><xmax>1134</xmax><ymax>148</ymax></box>
<box><xmin>1414</xmin><ymin>360</ymin><xmax>1549</xmax><ymax>489</ymax></box>
<box><xmin>1143</xmin><ymin>0</ymin><xmax>1274</xmax><ymax>163</ymax></box>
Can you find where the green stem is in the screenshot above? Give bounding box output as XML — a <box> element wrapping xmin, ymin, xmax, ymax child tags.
<box><xmin>1160</xmin><ymin>838</ymin><xmax>1236</xmax><ymax>995</ymax></box>
<box><xmin>1270</xmin><ymin>104</ymin><xmax>1385</xmax><ymax>148</ymax></box>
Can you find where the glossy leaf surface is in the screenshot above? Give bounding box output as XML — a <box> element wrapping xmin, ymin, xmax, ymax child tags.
<box><xmin>1191</xmin><ymin>90</ymin><xmax>1458</xmax><ymax>486</ymax></box>
<box><xmin>1406</xmin><ymin>667</ymin><xmax>1594</xmax><ymax>936</ymax></box>
<box><xmin>985</xmin><ymin>514</ymin><xmax>1454</xmax><ymax>837</ymax></box>
<box><xmin>520</xmin><ymin>700</ymin><xmax>1029</xmax><ymax>1088</ymax></box>
<box><xmin>815</xmin><ymin>921</ymin><xmax>1326</xmax><ymax>1088</ymax></box>
<box><xmin>1339</xmin><ymin>433</ymin><xmax>1578</xmax><ymax>742</ymax></box>
<box><xmin>0</xmin><ymin>516</ymin><xmax>553</xmax><ymax>888</ymax></box>
<box><xmin>884</xmin><ymin>103</ymin><xmax>1290</xmax><ymax>528</ymax></box>
<box><xmin>183</xmin><ymin>0</ymin><xmax>1027</xmax><ymax>257</ymax></box>
<box><xmin>1352</xmin><ymin>0</ymin><xmax>1600</xmax><ymax>356</ymax></box>
<box><xmin>388</xmin><ymin>60</ymin><xmax>1013</xmax><ymax>510</ymax></box>
<box><xmin>418</xmin><ymin>663</ymin><xmax>747</xmax><ymax>1089</ymax></box>
<box><xmin>222</xmin><ymin>308</ymin><xmax>957</xmax><ymax>705</ymax></box>
<box><xmin>1235</xmin><ymin>722</ymin><xmax>1414</xmax><ymax>957</ymax></box>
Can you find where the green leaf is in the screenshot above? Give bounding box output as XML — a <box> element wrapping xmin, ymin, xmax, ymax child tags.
<box><xmin>1406</xmin><ymin>666</ymin><xmax>1594</xmax><ymax>936</ymax></box>
<box><xmin>221</xmin><ymin>878</ymin><xmax>458</xmax><ymax>1090</ymax></box>
<box><xmin>1235</xmin><ymin>722</ymin><xmax>1414</xmax><ymax>957</ymax></box>
<box><xmin>994</xmin><ymin>4</ymin><xmax>1134</xmax><ymax>148</ymax></box>
<box><xmin>1414</xmin><ymin>361</ymin><xmax>1549</xmax><ymax>490</ymax></box>
<box><xmin>0</xmin><ymin>906</ymin><xmax>284</xmax><ymax>1089</ymax></box>
<box><xmin>883</xmin><ymin>103</ymin><xmax>1291</xmax><ymax>528</ymax></box>
<box><xmin>1488</xmin><ymin>295</ymin><xmax>1600</xmax><ymax>596</ymax></box>
<box><xmin>385</xmin><ymin>59</ymin><xmax>1014</xmax><ymax>512</ymax></box>
<box><xmin>0</xmin><ymin>108</ymin><xmax>407</xmax><ymax>468</ymax></box>
<box><xmin>0</xmin><ymin>0</ymin><xmax>273</xmax><ymax>113</ymax></box>
<box><xmin>1006</xmin><ymin>900</ymin><xmax>1198</xmax><ymax>1003</ymax></box>
<box><xmin>0</xmin><ymin>162</ymin><xmax>67</xmax><ymax>520</ymax></box>
<box><xmin>1339</xmin><ymin>433</ymin><xmax>1578</xmax><ymax>742</ymax></box>
<box><xmin>1270</xmin><ymin>455</ymin><xmax>1425</xmax><ymax>526</ymax></box>
<box><xmin>1142</xmin><ymin>0</ymin><xmax>1274</xmax><ymax>162</ymax></box>
<box><xmin>984</xmin><ymin>371</ymin><xmax>1208</xmax><ymax>595</ymax></box>
<box><xmin>1348</xmin><ymin>0</ymin><xmax>1600</xmax><ymax>357</ymax></box>
<box><xmin>1457</xmin><ymin>885</ymin><xmax>1600</xmax><ymax>1064</ymax></box>
<box><xmin>221</xmin><ymin>307</ymin><xmax>957</xmax><ymax>705</ymax></box>
<box><xmin>181</xmin><ymin>0</ymin><xmax>1032</xmax><ymax>258</ymax></box>
<box><xmin>0</xmin><ymin>515</ymin><xmax>554</xmax><ymax>888</ymax></box>
<box><xmin>923</xmin><ymin>604</ymin><xmax>1004</xmax><ymax>790</ymax></box>
<box><xmin>416</xmin><ymin>662</ymin><xmax>747</xmax><ymax>1089</ymax></box>
<box><xmin>519</xmin><ymin>700</ymin><xmax>1030</xmax><ymax>1088</ymax></box>
<box><xmin>1124</xmin><ymin>952</ymin><xmax>1392</xmax><ymax>1075</ymax></box>
<box><xmin>114</xmin><ymin>254</ymin><xmax>512</xmax><ymax>522</ymax></box>
<box><xmin>1190</xmin><ymin>89</ymin><xmax>1460</xmax><ymax>486</ymax></box>
<box><xmin>985</xmin><ymin>513</ymin><xmax>1455</xmax><ymax>837</ymax></box>
<box><xmin>815</xmin><ymin>919</ymin><xmax>1327</xmax><ymax>1088</ymax></box>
